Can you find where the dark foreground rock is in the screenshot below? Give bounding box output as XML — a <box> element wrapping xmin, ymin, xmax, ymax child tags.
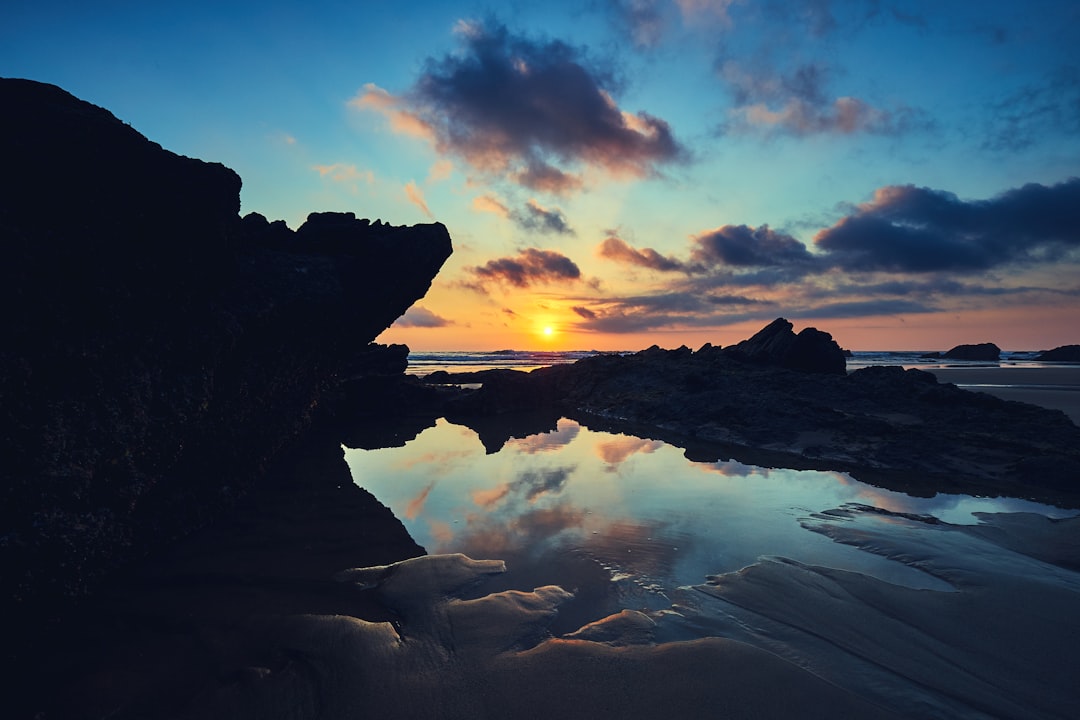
<box><xmin>438</xmin><ymin>321</ymin><xmax>1080</xmax><ymax>506</ymax></box>
<box><xmin>1036</xmin><ymin>344</ymin><xmax>1080</xmax><ymax>361</ymax></box>
<box><xmin>0</xmin><ymin>79</ymin><xmax>450</xmax><ymax>628</ymax></box>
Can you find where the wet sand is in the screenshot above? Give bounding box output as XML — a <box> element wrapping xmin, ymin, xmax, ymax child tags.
<box><xmin>926</xmin><ymin>366</ymin><xmax>1080</xmax><ymax>425</ymax></box>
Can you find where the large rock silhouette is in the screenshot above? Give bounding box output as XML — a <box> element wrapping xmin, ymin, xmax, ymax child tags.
<box><xmin>0</xmin><ymin>78</ymin><xmax>452</xmax><ymax>616</ymax></box>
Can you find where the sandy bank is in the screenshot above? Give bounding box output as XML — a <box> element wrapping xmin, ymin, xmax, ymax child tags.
<box><xmin>927</xmin><ymin>366</ymin><xmax>1080</xmax><ymax>425</ymax></box>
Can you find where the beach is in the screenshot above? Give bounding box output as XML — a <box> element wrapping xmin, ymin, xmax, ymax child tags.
<box><xmin>926</xmin><ymin>366</ymin><xmax>1080</xmax><ymax>425</ymax></box>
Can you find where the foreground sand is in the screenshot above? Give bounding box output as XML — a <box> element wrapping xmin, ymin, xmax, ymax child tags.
<box><xmin>926</xmin><ymin>366</ymin><xmax>1080</xmax><ymax>425</ymax></box>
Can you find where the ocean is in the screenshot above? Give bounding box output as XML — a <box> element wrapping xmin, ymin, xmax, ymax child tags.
<box><xmin>404</xmin><ymin>348</ymin><xmax>1053</xmax><ymax>375</ymax></box>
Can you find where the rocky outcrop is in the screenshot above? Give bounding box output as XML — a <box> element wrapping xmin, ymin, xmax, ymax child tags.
<box><xmin>943</xmin><ymin>343</ymin><xmax>1001</xmax><ymax>360</ymax></box>
<box><xmin>1036</xmin><ymin>345</ymin><xmax>1080</xmax><ymax>361</ymax></box>
<box><xmin>0</xmin><ymin>79</ymin><xmax>451</xmax><ymax>619</ymax></box>
<box><xmin>434</xmin><ymin>321</ymin><xmax>1080</xmax><ymax>505</ymax></box>
<box><xmin>721</xmin><ymin>317</ymin><xmax>847</xmax><ymax>374</ymax></box>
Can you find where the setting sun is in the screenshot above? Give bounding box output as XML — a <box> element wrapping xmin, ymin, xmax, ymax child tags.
<box><xmin>542</xmin><ymin>326</ymin><xmax>554</xmax><ymax>338</ymax></box>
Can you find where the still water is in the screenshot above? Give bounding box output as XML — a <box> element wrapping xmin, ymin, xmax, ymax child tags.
<box><xmin>344</xmin><ymin>417</ymin><xmax>1071</xmax><ymax>633</ymax></box>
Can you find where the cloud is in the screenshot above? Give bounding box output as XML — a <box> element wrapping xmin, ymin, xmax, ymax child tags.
<box><xmin>394</xmin><ymin>305</ymin><xmax>452</xmax><ymax>328</ymax></box>
<box><xmin>607</xmin><ymin>0</ymin><xmax>669</xmax><ymax>49</ymax></box>
<box><xmin>356</xmin><ymin>20</ymin><xmax>686</xmax><ymax>189</ymax></box>
<box><xmin>473</xmin><ymin>194</ymin><xmax>511</xmax><ymax>217</ymax></box>
<box><xmin>814</xmin><ymin>178</ymin><xmax>1080</xmax><ymax>273</ymax></box>
<box><xmin>572</xmin><ymin>305</ymin><xmax>597</xmax><ymax>320</ymax></box>
<box><xmin>691</xmin><ymin>224</ymin><xmax>819</xmax><ymax>268</ymax></box>
<box><xmin>470</xmin><ymin>248</ymin><xmax>583</xmax><ymax>289</ymax></box>
<box><xmin>718</xmin><ymin>60</ymin><xmax>930</xmax><ymax>137</ymax></box>
<box><xmin>598</xmin><ymin>235</ymin><xmax>689</xmax><ymax>272</ymax></box>
<box><xmin>514</xmin><ymin>161</ymin><xmax>583</xmax><ymax>195</ymax></box>
<box><xmin>518</xmin><ymin>200</ymin><xmax>574</xmax><ymax>235</ymax></box>
<box><xmin>404</xmin><ymin>181</ymin><xmax>433</xmax><ymax>217</ymax></box>
<box><xmin>982</xmin><ymin>66</ymin><xmax>1080</xmax><ymax>152</ymax></box>
<box><xmin>427</xmin><ymin>158</ymin><xmax>454</xmax><ymax>183</ymax></box>
<box><xmin>348</xmin><ymin>83</ymin><xmax>433</xmax><ymax>140</ymax></box>
<box><xmin>312</xmin><ymin>163</ymin><xmax>374</xmax><ymax>183</ymax></box>
<box><xmin>473</xmin><ymin>194</ymin><xmax>574</xmax><ymax>234</ymax></box>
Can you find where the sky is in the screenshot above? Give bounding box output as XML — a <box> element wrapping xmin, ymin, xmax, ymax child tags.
<box><xmin>4</xmin><ymin>1</ymin><xmax>1079</xmax><ymax>351</ymax></box>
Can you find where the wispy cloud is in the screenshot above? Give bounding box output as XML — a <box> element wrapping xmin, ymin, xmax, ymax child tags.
<box><xmin>312</xmin><ymin>163</ymin><xmax>374</xmax><ymax>183</ymax></box>
<box><xmin>472</xmin><ymin>194</ymin><xmax>574</xmax><ymax>234</ymax></box>
<box><xmin>718</xmin><ymin>60</ymin><xmax>930</xmax><ymax>137</ymax></box>
<box><xmin>404</xmin><ymin>180</ymin><xmax>433</xmax><ymax>217</ymax></box>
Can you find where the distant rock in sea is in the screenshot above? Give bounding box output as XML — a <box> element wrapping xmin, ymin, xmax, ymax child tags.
<box><xmin>943</xmin><ymin>342</ymin><xmax>1001</xmax><ymax>360</ymax></box>
<box><xmin>1036</xmin><ymin>345</ymin><xmax>1080</xmax><ymax>361</ymax></box>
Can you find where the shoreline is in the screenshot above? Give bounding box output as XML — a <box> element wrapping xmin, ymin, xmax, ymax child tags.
<box><xmin>925</xmin><ymin>366</ymin><xmax>1080</xmax><ymax>425</ymax></box>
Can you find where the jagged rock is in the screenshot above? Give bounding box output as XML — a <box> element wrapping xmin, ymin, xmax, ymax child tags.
<box><xmin>722</xmin><ymin>317</ymin><xmax>847</xmax><ymax>374</ymax></box>
<box><xmin>1036</xmin><ymin>345</ymin><xmax>1080</xmax><ymax>361</ymax></box>
<box><xmin>0</xmin><ymin>78</ymin><xmax>451</xmax><ymax>619</ymax></box>
<box><xmin>943</xmin><ymin>343</ymin><xmax>1001</xmax><ymax>360</ymax></box>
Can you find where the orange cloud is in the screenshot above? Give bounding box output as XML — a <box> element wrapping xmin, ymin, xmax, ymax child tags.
<box><xmin>405</xmin><ymin>180</ymin><xmax>433</xmax><ymax>218</ymax></box>
<box><xmin>349</xmin><ymin>83</ymin><xmax>435</xmax><ymax>140</ymax></box>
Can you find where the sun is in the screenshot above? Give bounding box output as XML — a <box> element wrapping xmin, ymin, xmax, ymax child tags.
<box><xmin>542</xmin><ymin>326</ymin><xmax>554</xmax><ymax>338</ymax></box>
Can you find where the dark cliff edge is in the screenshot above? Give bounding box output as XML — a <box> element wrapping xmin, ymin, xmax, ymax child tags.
<box><xmin>0</xmin><ymin>78</ymin><xmax>448</xmax><ymax>630</ymax></box>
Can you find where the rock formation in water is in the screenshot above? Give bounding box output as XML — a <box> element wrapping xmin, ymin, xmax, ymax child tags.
<box><xmin>1036</xmin><ymin>344</ymin><xmax>1080</xmax><ymax>361</ymax></box>
<box><xmin>942</xmin><ymin>342</ymin><xmax>1001</xmax><ymax>360</ymax></box>
<box><xmin>433</xmin><ymin>319</ymin><xmax>1080</xmax><ymax>504</ymax></box>
<box><xmin>0</xmin><ymin>78</ymin><xmax>450</xmax><ymax>619</ymax></box>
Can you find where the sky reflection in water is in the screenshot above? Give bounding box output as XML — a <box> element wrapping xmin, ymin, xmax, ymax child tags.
<box><xmin>344</xmin><ymin>418</ymin><xmax>1072</xmax><ymax>624</ymax></box>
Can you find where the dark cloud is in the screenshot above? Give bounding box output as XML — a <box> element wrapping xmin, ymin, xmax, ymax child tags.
<box><xmin>572</xmin><ymin>305</ymin><xmax>598</xmax><ymax>319</ymax></box>
<box><xmin>598</xmin><ymin>235</ymin><xmax>690</xmax><ymax>272</ymax></box>
<box><xmin>516</xmin><ymin>200</ymin><xmax>575</xmax><ymax>235</ymax></box>
<box><xmin>393</xmin><ymin>305</ymin><xmax>452</xmax><ymax>328</ymax></box>
<box><xmin>815</xmin><ymin>178</ymin><xmax>1080</xmax><ymax>273</ymax></box>
<box><xmin>402</xmin><ymin>19</ymin><xmax>686</xmax><ymax>187</ymax></box>
<box><xmin>470</xmin><ymin>248</ymin><xmax>583</xmax><ymax>288</ymax></box>
<box><xmin>691</xmin><ymin>224</ymin><xmax>818</xmax><ymax>268</ymax></box>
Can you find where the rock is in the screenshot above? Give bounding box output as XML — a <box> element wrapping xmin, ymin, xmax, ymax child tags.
<box><xmin>0</xmin><ymin>79</ymin><xmax>451</xmax><ymax>621</ymax></box>
<box><xmin>447</xmin><ymin>319</ymin><xmax>1080</xmax><ymax>505</ymax></box>
<box><xmin>722</xmin><ymin>317</ymin><xmax>847</xmax><ymax>374</ymax></box>
<box><xmin>943</xmin><ymin>343</ymin><xmax>1001</xmax><ymax>360</ymax></box>
<box><xmin>1036</xmin><ymin>345</ymin><xmax>1080</xmax><ymax>361</ymax></box>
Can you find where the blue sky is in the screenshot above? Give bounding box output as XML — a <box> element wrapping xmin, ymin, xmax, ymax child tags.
<box><xmin>4</xmin><ymin>0</ymin><xmax>1079</xmax><ymax>350</ymax></box>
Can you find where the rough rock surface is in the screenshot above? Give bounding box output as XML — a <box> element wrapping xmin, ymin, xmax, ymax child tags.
<box><xmin>943</xmin><ymin>342</ymin><xmax>1001</xmax><ymax>360</ymax></box>
<box><xmin>0</xmin><ymin>79</ymin><xmax>450</xmax><ymax>621</ymax></box>
<box><xmin>1036</xmin><ymin>344</ymin><xmax>1080</xmax><ymax>361</ymax></box>
<box><xmin>721</xmin><ymin>317</ymin><xmax>847</xmax><ymax>374</ymax></box>
<box><xmin>437</xmin><ymin>322</ymin><xmax>1080</xmax><ymax>506</ymax></box>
